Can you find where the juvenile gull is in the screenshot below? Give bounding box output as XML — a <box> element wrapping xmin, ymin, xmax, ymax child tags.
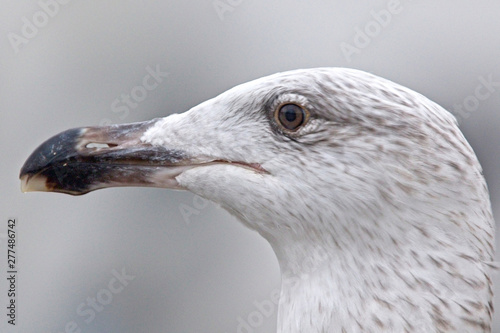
<box><xmin>20</xmin><ymin>68</ymin><xmax>495</xmax><ymax>332</ymax></box>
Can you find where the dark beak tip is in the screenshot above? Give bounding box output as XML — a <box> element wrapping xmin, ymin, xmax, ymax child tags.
<box><xmin>19</xmin><ymin>128</ymin><xmax>84</xmax><ymax>178</ymax></box>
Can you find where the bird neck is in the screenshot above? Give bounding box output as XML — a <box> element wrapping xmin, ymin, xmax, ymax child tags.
<box><xmin>268</xmin><ymin>213</ymin><xmax>493</xmax><ymax>333</ymax></box>
<box><xmin>276</xmin><ymin>247</ymin><xmax>412</xmax><ymax>333</ymax></box>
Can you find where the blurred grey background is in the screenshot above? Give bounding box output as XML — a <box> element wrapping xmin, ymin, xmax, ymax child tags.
<box><xmin>1</xmin><ymin>1</ymin><xmax>499</xmax><ymax>332</ymax></box>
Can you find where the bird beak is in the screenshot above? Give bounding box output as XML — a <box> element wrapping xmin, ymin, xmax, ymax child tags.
<box><xmin>19</xmin><ymin>119</ymin><xmax>195</xmax><ymax>195</ymax></box>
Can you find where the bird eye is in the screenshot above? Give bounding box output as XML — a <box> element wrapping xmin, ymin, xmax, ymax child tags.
<box><xmin>275</xmin><ymin>103</ymin><xmax>308</xmax><ymax>131</ymax></box>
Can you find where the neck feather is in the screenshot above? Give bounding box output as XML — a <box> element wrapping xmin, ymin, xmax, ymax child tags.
<box><xmin>266</xmin><ymin>213</ymin><xmax>494</xmax><ymax>333</ymax></box>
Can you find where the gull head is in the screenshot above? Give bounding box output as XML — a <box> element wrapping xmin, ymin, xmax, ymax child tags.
<box><xmin>20</xmin><ymin>68</ymin><xmax>495</xmax><ymax>332</ymax></box>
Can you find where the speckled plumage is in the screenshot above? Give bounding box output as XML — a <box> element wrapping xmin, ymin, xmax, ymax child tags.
<box><xmin>21</xmin><ymin>68</ymin><xmax>495</xmax><ymax>332</ymax></box>
<box><xmin>144</xmin><ymin>68</ymin><xmax>494</xmax><ymax>332</ymax></box>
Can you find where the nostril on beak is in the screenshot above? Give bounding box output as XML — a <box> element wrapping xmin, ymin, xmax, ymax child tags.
<box><xmin>85</xmin><ymin>143</ymin><xmax>118</xmax><ymax>149</ymax></box>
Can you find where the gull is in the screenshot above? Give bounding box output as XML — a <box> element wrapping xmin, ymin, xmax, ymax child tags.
<box><xmin>20</xmin><ymin>68</ymin><xmax>495</xmax><ymax>332</ymax></box>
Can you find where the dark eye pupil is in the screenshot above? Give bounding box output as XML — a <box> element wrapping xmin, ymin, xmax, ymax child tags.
<box><xmin>285</xmin><ymin>109</ymin><xmax>297</xmax><ymax>122</ymax></box>
<box><xmin>277</xmin><ymin>104</ymin><xmax>306</xmax><ymax>131</ymax></box>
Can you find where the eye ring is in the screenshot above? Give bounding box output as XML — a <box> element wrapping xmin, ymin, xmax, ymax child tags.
<box><xmin>274</xmin><ymin>103</ymin><xmax>309</xmax><ymax>132</ymax></box>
